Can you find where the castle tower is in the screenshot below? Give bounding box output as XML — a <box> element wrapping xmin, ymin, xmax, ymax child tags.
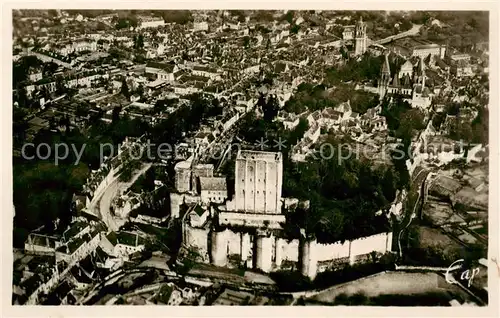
<box><xmin>255</xmin><ymin>231</ymin><xmax>273</xmax><ymax>273</ymax></box>
<box><xmin>174</xmin><ymin>160</ymin><xmax>192</xmax><ymax>193</ymax></box>
<box><xmin>234</xmin><ymin>150</ymin><xmax>283</xmax><ymax>214</ymax></box>
<box><xmin>354</xmin><ymin>16</ymin><xmax>367</xmax><ymax>56</ymax></box>
<box><xmin>300</xmin><ymin>238</ymin><xmax>318</xmax><ymax>280</ymax></box>
<box><xmin>211</xmin><ymin>230</ymin><xmax>228</xmax><ymax>267</ymax></box>
<box><xmin>378</xmin><ymin>53</ymin><xmax>391</xmax><ymax>99</ymax></box>
<box><xmin>241</xmin><ymin>232</ymin><xmax>252</xmax><ymax>267</ymax></box>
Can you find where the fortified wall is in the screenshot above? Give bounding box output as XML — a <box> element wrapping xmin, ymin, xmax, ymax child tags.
<box><xmin>179</xmin><ymin>149</ymin><xmax>393</xmax><ymax>280</ymax></box>
<box><xmin>184</xmin><ymin>226</ymin><xmax>392</xmax><ymax>280</ymax></box>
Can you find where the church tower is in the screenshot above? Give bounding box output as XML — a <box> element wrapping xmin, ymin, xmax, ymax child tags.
<box><xmin>354</xmin><ymin>16</ymin><xmax>367</xmax><ymax>56</ymax></box>
<box><xmin>413</xmin><ymin>56</ymin><xmax>426</xmax><ymax>89</ymax></box>
<box><xmin>379</xmin><ymin>53</ymin><xmax>391</xmax><ymax>99</ymax></box>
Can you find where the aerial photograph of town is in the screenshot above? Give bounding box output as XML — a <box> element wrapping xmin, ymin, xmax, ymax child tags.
<box><xmin>11</xmin><ymin>9</ymin><xmax>490</xmax><ymax>306</ymax></box>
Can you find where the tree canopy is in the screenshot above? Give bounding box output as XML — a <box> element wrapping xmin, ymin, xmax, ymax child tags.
<box><xmin>284</xmin><ymin>82</ymin><xmax>379</xmax><ymax>115</ymax></box>
<box><xmin>237</xmin><ymin>111</ymin><xmax>394</xmax><ymax>244</ymax></box>
<box><xmin>155</xmin><ymin>10</ymin><xmax>193</xmax><ymax>25</ymax></box>
<box><xmin>13</xmin><ymin>161</ymin><xmax>89</xmax><ymax>247</ymax></box>
<box><xmin>281</xmin><ymin>150</ymin><xmax>394</xmax><ymax>243</ymax></box>
<box><xmin>415</xmin><ymin>11</ymin><xmax>489</xmax><ymax>50</ymax></box>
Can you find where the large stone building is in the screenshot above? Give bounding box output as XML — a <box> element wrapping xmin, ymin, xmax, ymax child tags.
<box><xmin>176</xmin><ymin>150</ymin><xmax>393</xmax><ymax>280</ymax></box>
<box><xmin>234</xmin><ymin>150</ymin><xmax>283</xmax><ymax>214</ymax></box>
<box><xmin>145</xmin><ymin>61</ymin><xmax>178</xmax><ymax>81</ymax></box>
<box><xmin>174</xmin><ymin>160</ymin><xmax>192</xmax><ymax>193</ymax></box>
<box><xmin>411</xmin><ymin>44</ymin><xmax>446</xmax><ymax>59</ymax></box>
<box><xmin>137</xmin><ymin>16</ymin><xmax>165</xmax><ymax>30</ymax></box>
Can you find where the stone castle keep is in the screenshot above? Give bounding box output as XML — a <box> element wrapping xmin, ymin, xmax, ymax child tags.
<box><xmin>172</xmin><ymin>150</ymin><xmax>392</xmax><ymax>280</ymax></box>
<box><xmin>234</xmin><ymin>151</ymin><xmax>283</xmax><ymax>214</ymax></box>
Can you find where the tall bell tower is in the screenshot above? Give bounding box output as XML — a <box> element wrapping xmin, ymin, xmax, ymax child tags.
<box><xmin>354</xmin><ymin>16</ymin><xmax>367</xmax><ymax>56</ymax></box>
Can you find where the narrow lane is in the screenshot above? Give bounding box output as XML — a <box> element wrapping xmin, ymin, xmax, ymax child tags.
<box><xmin>394</xmin><ymin>167</ymin><xmax>433</xmax><ymax>258</ymax></box>
<box><xmin>95</xmin><ymin>163</ymin><xmax>153</xmax><ymax>231</ymax></box>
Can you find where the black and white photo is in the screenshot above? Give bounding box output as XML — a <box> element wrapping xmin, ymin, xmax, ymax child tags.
<box><xmin>9</xmin><ymin>7</ymin><xmax>494</xmax><ymax>309</ymax></box>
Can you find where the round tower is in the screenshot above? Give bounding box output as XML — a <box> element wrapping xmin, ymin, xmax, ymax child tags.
<box><xmin>300</xmin><ymin>238</ymin><xmax>318</xmax><ymax>280</ymax></box>
<box><xmin>274</xmin><ymin>236</ymin><xmax>283</xmax><ymax>268</ymax></box>
<box><xmin>210</xmin><ymin>230</ymin><xmax>227</xmax><ymax>267</ymax></box>
<box><xmin>240</xmin><ymin>232</ymin><xmax>252</xmax><ymax>267</ymax></box>
<box><xmin>174</xmin><ymin>160</ymin><xmax>192</xmax><ymax>193</ymax></box>
<box><xmin>255</xmin><ymin>233</ymin><xmax>273</xmax><ymax>273</ymax></box>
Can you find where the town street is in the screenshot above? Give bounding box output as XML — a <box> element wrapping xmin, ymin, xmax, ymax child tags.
<box><xmin>96</xmin><ymin>163</ymin><xmax>153</xmax><ymax>232</ymax></box>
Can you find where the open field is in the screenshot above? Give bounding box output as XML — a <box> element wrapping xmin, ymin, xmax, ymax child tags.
<box><xmin>310</xmin><ymin>271</ymin><xmax>472</xmax><ymax>304</ymax></box>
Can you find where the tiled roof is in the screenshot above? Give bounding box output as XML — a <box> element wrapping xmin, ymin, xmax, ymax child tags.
<box><xmin>310</xmin><ymin>110</ymin><xmax>322</xmax><ymax>121</ymax></box>
<box><xmin>108</xmin><ymin>231</ymin><xmax>146</xmax><ymax>247</ymax></box>
<box><xmin>414</xmin><ymin>43</ymin><xmax>441</xmax><ymax>50</ymax></box>
<box><xmin>63</xmin><ymin>221</ymin><xmax>89</xmax><ymax>242</ymax></box>
<box><xmin>273</xmin><ymin>62</ymin><xmax>287</xmax><ymax>73</ymax></box>
<box><xmin>28</xmin><ymin>234</ymin><xmax>57</xmax><ymax>248</ymax></box>
<box><xmin>322</xmin><ymin>107</ymin><xmax>342</xmax><ymax>120</ymax></box>
<box><xmin>336</xmin><ymin>101</ymin><xmax>352</xmax><ymax>113</ymax></box>
<box><xmin>193</xmin><ymin>65</ymin><xmax>218</xmax><ymax>73</ymax></box>
<box><xmin>194</xmin><ymin>205</ymin><xmax>206</xmax><ymax>217</ymax></box>
<box><xmin>199</xmin><ymin>177</ymin><xmax>227</xmax><ymax>191</ymax></box>
<box><xmin>146</xmin><ymin>61</ymin><xmax>175</xmax><ymax>73</ymax></box>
